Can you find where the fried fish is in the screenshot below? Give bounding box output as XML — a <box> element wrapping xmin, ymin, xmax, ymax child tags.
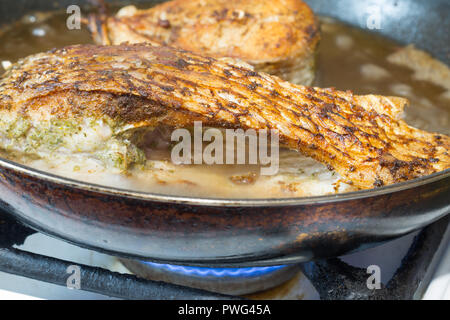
<box><xmin>0</xmin><ymin>43</ymin><xmax>448</xmax><ymax>189</ymax></box>
<box><xmin>88</xmin><ymin>0</ymin><xmax>320</xmax><ymax>85</ymax></box>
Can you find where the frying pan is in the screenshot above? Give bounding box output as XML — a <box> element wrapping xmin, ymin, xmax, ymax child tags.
<box><xmin>0</xmin><ymin>0</ymin><xmax>448</xmax><ymax>267</ymax></box>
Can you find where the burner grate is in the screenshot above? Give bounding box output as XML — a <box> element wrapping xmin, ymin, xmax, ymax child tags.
<box><xmin>301</xmin><ymin>216</ymin><xmax>449</xmax><ymax>300</ymax></box>
<box><xmin>0</xmin><ymin>208</ymin><xmax>239</xmax><ymax>300</ymax></box>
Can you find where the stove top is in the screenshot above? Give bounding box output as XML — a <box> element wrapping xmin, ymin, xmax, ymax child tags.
<box><xmin>0</xmin><ymin>209</ymin><xmax>448</xmax><ymax>300</ymax></box>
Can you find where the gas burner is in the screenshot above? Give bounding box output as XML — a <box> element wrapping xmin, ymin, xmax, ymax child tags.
<box><xmin>0</xmin><ymin>207</ymin><xmax>448</xmax><ymax>300</ymax></box>
<box><xmin>120</xmin><ymin>259</ymin><xmax>301</xmax><ymax>295</ymax></box>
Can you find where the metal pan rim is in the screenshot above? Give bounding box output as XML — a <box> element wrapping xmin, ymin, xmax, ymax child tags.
<box><xmin>0</xmin><ymin>156</ymin><xmax>448</xmax><ymax>207</ymax></box>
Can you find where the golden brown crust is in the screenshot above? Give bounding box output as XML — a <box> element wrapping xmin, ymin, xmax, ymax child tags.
<box><xmin>0</xmin><ymin>43</ymin><xmax>449</xmax><ymax>189</ymax></box>
<box><xmin>108</xmin><ymin>0</ymin><xmax>319</xmax><ymax>62</ymax></box>
<box><xmin>89</xmin><ymin>0</ymin><xmax>320</xmax><ymax>84</ymax></box>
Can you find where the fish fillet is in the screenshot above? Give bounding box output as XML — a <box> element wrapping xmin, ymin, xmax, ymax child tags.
<box><xmin>88</xmin><ymin>0</ymin><xmax>320</xmax><ymax>85</ymax></box>
<box><xmin>0</xmin><ymin>43</ymin><xmax>448</xmax><ymax>189</ymax></box>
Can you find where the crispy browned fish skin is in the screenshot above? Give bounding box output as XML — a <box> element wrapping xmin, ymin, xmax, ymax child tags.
<box><xmin>89</xmin><ymin>0</ymin><xmax>320</xmax><ymax>85</ymax></box>
<box><xmin>0</xmin><ymin>43</ymin><xmax>449</xmax><ymax>189</ymax></box>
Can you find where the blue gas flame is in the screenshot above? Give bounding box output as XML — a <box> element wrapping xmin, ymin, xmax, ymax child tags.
<box><xmin>141</xmin><ymin>261</ymin><xmax>288</xmax><ymax>278</ymax></box>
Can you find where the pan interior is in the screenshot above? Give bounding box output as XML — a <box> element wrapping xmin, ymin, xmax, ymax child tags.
<box><xmin>0</xmin><ymin>9</ymin><xmax>449</xmax><ymax>201</ymax></box>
